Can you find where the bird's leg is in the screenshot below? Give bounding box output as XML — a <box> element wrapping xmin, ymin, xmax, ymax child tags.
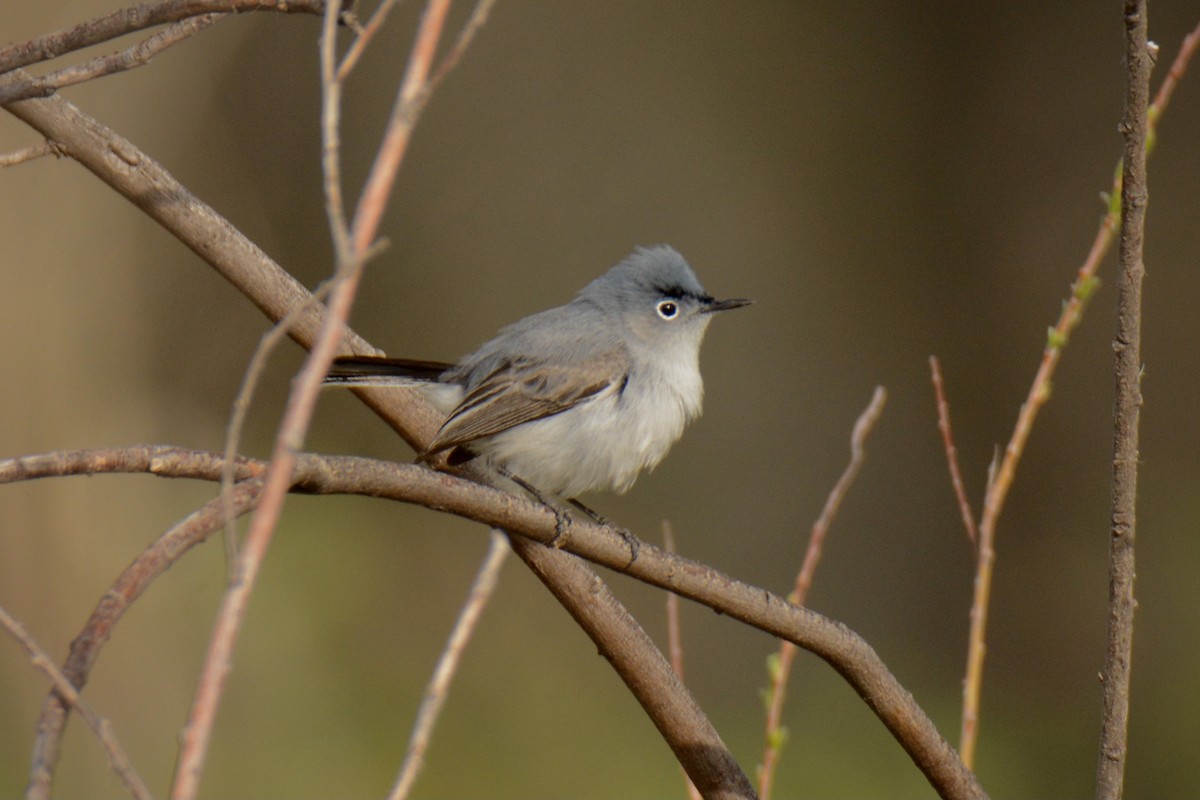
<box><xmin>495</xmin><ymin>466</ymin><xmax>573</xmax><ymax>547</ymax></box>
<box><xmin>568</xmin><ymin>499</ymin><xmax>640</xmax><ymax>565</ymax></box>
<box><xmin>491</xmin><ymin>468</ymin><xmax>639</xmax><ymax>565</ymax></box>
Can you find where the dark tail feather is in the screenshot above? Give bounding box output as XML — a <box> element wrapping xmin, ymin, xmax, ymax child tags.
<box><xmin>324</xmin><ymin>356</ymin><xmax>452</xmax><ymax>385</ymax></box>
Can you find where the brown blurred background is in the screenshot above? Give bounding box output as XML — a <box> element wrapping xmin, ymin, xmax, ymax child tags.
<box><xmin>3</xmin><ymin>1</ymin><xmax>1199</xmax><ymax>797</ymax></box>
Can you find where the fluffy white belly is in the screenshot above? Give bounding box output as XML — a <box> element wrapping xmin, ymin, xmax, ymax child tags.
<box><xmin>476</xmin><ymin>368</ymin><xmax>703</xmax><ymax>497</ymax></box>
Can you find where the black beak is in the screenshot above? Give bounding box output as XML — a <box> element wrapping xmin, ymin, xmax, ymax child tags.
<box><xmin>702</xmin><ymin>297</ymin><xmax>753</xmax><ymax>314</ymax></box>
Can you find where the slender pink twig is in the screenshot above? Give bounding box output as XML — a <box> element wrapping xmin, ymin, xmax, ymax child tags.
<box><xmin>929</xmin><ymin>356</ymin><xmax>978</xmax><ymax>545</ymax></box>
<box><xmin>388</xmin><ymin>531</ymin><xmax>509</xmax><ymax>800</ymax></box>
<box><xmin>0</xmin><ymin>604</ymin><xmax>153</xmax><ymax>800</ymax></box>
<box><xmin>1150</xmin><ymin>20</ymin><xmax>1200</xmax><ymax>118</ymax></box>
<box><xmin>350</xmin><ymin>0</ymin><xmax>450</xmax><ymax>255</ymax></box>
<box><xmin>758</xmin><ymin>387</ymin><xmax>887</xmax><ymax>800</ymax></box>
<box><xmin>170</xmin><ymin>5</ymin><xmax>456</xmax><ymax>798</ymax></box>
<box><xmin>337</xmin><ymin>0</ymin><xmax>405</xmax><ymax>81</ymax></box>
<box><xmin>661</xmin><ymin>519</ymin><xmax>703</xmax><ymax>800</ymax></box>
<box><xmin>957</xmin><ymin>22</ymin><xmax>1200</xmax><ymax>769</ymax></box>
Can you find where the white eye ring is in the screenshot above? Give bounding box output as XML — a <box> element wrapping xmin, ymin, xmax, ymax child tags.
<box><xmin>656</xmin><ymin>300</ymin><xmax>679</xmax><ymax>320</ymax></box>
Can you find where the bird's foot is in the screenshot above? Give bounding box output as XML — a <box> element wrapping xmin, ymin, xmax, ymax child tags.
<box><xmin>547</xmin><ymin>505</ymin><xmax>573</xmax><ymax>549</ymax></box>
<box><xmin>568</xmin><ymin>498</ymin><xmax>639</xmax><ymax>565</ymax></box>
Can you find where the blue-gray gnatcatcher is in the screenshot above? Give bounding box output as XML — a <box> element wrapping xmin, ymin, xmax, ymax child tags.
<box><xmin>324</xmin><ymin>245</ymin><xmax>750</xmax><ymax>502</ymax></box>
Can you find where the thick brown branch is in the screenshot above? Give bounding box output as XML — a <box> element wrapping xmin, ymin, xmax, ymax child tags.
<box><xmin>1</xmin><ymin>445</ymin><xmax>986</xmax><ymax>800</ymax></box>
<box><xmin>1096</xmin><ymin>2</ymin><xmax>1150</xmax><ymax>798</ymax></box>
<box><xmin>4</xmin><ymin>84</ymin><xmax>756</xmax><ymax>800</ymax></box>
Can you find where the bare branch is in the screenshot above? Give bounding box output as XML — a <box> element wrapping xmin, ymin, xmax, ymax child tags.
<box><xmin>388</xmin><ymin>531</ymin><xmax>509</xmax><ymax>800</ymax></box>
<box><xmin>0</xmin><ymin>140</ymin><xmax>60</xmax><ymax>167</ymax></box>
<box><xmin>3</xmin><ymin>68</ymin><xmax>746</xmax><ymax>800</ymax></box>
<box><xmin>0</xmin><ymin>15</ymin><xmax>222</xmax><ymax>106</ymax></box>
<box><xmin>320</xmin><ymin>0</ymin><xmax>353</xmax><ymax>260</ymax></box>
<box><xmin>171</xmin><ymin>3</ymin><xmax>479</xmax><ymax>796</ymax></box>
<box><xmin>1096</xmin><ymin>3</ymin><xmax>1151</xmax><ymax>798</ymax></box>
<box><xmin>22</xmin><ymin>470</ymin><xmax>264</xmax><ymax>800</ymax></box>
<box><xmin>169</xmin><ymin>134</ymin><xmax>357</xmax><ymax>800</ymax></box>
<box><xmin>662</xmin><ymin>520</ymin><xmax>687</xmax><ymax>682</ymax></box>
<box><xmin>1149</xmin><ymin>19</ymin><xmax>1200</xmax><ymax>119</ymax></box>
<box><xmin>0</xmin><ymin>445</ymin><xmax>259</xmax><ymax>485</ymax></box>
<box><xmin>662</xmin><ymin>520</ymin><xmax>703</xmax><ymax>800</ymax></box>
<box><xmin>219</xmin><ymin>278</ymin><xmax>337</xmax><ymax>571</ymax></box>
<box><xmin>3</xmin><ymin>76</ymin><xmax>355</xmax><ymax>356</ymax></box>
<box><xmin>337</xmin><ymin>0</ymin><xmax>405</xmax><ymax>80</ymax></box>
<box><xmin>426</xmin><ymin>0</ymin><xmax>500</xmax><ymax>93</ymax></box>
<box><xmin>348</xmin><ymin>0</ymin><xmax>450</xmax><ymax>255</ymax></box>
<box><xmin>0</xmin><ymin>0</ymin><xmax>327</xmax><ymax>74</ymax></box>
<box><xmin>929</xmin><ymin>357</ymin><xmax>978</xmax><ymax>546</ymax></box>
<box><xmin>758</xmin><ymin>387</ymin><xmax>887</xmax><ymax>800</ymax></box>
<box><xmin>2</xmin><ymin>443</ymin><xmax>984</xmax><ymax>799</ymax></box>
<box><xmin>958</xmin><ymin>21</ymin><xmax>1200</xmax><ymax>771</ymax></box>
<box><xmin>0</xmin><ymin>605</ymin><xmax>154</xmax><ymax>800</ymax></box>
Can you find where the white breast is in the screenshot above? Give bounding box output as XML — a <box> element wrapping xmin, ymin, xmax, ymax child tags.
<box><xmin>476</xmin><ymin>350</ymin><xmax>704</xmax><ymax>497</ymax></box>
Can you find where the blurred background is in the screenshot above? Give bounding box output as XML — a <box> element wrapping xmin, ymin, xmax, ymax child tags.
<box><xmin>3</xmin><ymin>1</ymin><xmax>1199</xmax><ymax>797</ymax></box>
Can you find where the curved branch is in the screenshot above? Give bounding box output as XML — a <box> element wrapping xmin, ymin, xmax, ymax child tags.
<box><xmin>0</xmin><ymin>15</ymin><xmax>223</xmax><ymax>106</ymax></box>
<box><xmin>25</xmin><ymin>473</ymin><xmax>265</xmax><ymax>800</ymax></box>
<box><xmin>2</xmin><ymin>445</ymin><xmax>986</xmax><ymax>800</ymax></box>
<box><xmin>0</xmin><ymin>604</ymin><xmax>154</xmax><ymax>800</ymax></box>
<box><xmin>0</xmin><ymin>0</ymin><xmax>328</xmax><ymax>74</ymax></box>
<box><xmin>3</xmin><ymin>85</ymin><xmax>757</xmax><ymax>800</ymax></box>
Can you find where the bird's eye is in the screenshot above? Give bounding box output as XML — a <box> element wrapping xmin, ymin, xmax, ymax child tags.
<box><xmin>656</xmin><ymin>300</ymin><xmax>678</xmax><ymax>320</ymax></box>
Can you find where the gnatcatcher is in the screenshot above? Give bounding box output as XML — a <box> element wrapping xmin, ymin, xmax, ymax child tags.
<box><xmin>324</xmin><ymin>245</ymin><xmax>750</xmax><ymax>503</ymax></box>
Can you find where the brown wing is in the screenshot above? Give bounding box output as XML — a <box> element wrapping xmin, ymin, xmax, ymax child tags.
<box><xmin>426</xmin><ymin>353</ymin><xmax>626</xmax><ymax>454</ymax></box>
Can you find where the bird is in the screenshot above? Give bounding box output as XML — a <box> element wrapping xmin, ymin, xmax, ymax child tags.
<box><xmin>324</xmin><ymin>245</ymin><xmax>750</xmax><ymax>517</ymax></box>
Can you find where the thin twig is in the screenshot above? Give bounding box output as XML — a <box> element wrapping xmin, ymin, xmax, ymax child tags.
<box><xmin>929</xmin><ymin>357</ymin><xmax>979</xmax><ymax>546</ymax></box>
<box><xmin>320</xmin><ymin>0</ymin><xmax>353</xmax><ymax>260</ymax></box>
<box><xmin>348</xmin><ymin>0</ymin><xmax>450</xmax><ymax>255</ymax></box>
<box><xmin>0</xmin><ymin>140</ymin><xmax>59</xmax><ymax>167</ymax></box>
<box><xmin>0</xmin><ymin>15</ymin><xmax>223</xmax><ymax>106</ymax></box>
<box><xmin>427</xmin><ymin>0</ymin><xmax>500</xmax><ymax>93</ymax></box>
<box><xmin>1149</xmin><ymin>20</ymin><xmax>1200</xmax><ymax>119</ymax></box>
<box><xmin>1096</xmin><ymin>3</ymin><xmax>1150</xmax><ymax>798</ymax></box>
<box><xmin>0</xmin><ymin>604</ymin><xmax>155</xmax><ymax>800</ymax></box>
<box><xmin>661</xmin><ymin>519</ymin><xmax>703</xmax><ymax>800</ymax></box>
<box><xmin>757</xmin><ymin>386</ymin><xmax>888</xmax><ymax>800</ymax></box>
<box><xmin>662</xmin><ymin>520</ymin><xmax>686</xmax><ymax>682</ymax></box>
<box><xmin>0</xmin><ymin>0</ymin><xmax>326</xmax><ymax>74</ymax></box>
<box><xmin>170</xmin><ymin>210</ymin><xmax>362</xmax><ymax>800</ymax></box>
<box><xmin>337</xmin><ymin>0</ymin><xmax>406</xmax><ymax>81</ymax></box>
<box><xmin>960</xmin><ymin>21</ymin><xmax>1200</xmax><ymax>767</ymax></box>
<box><xmin>7</xmin><ymin>66</ymin><xmax>900</xmax><ymax>799</ymax></box>
<box><xmin>220</xmin><ymin>279</ymin><xmax>336</xmax><ymax>572</ymax></box>
<box><xmin>24</xmin><ymin>473</ymin><xmax>264</xmax><ymax>800</ymax></box>
<box><xmin>956</xmin><ymin>20</ymin><xmax>1199</xmax><ymax>768</ymax></box>
<box><xmin>174</xmin><ymin>260</ymin><xmax>369</xmax><ymax>799</ymax></box>
<box><xmin>388</xmin><ymin>531</ymin><xmax>509</xmax><ymax>800</ymax></box>
<box><xmin>170</xmin><ymin>4</ymin><xmax>459</xmax><ymax>797</ymax></box>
